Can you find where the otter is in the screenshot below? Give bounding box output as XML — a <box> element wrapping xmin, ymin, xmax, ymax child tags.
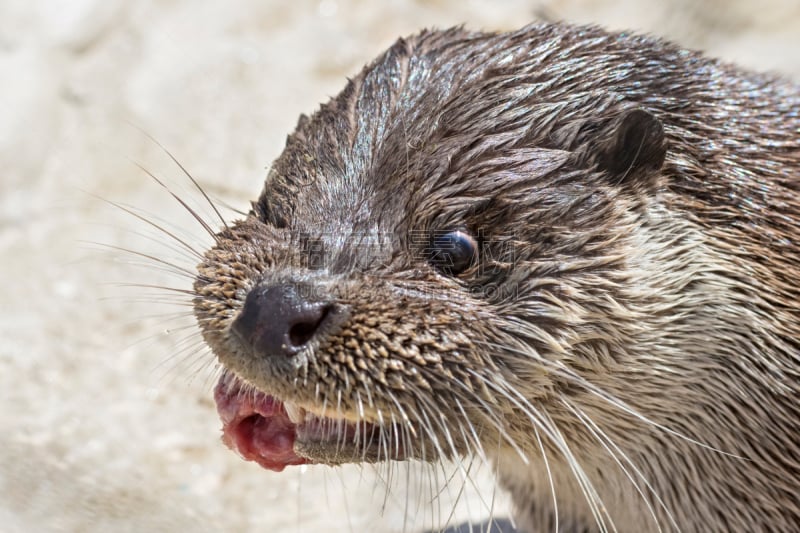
<box><xmin>193</xmin><ymin>22</ymin><xmax>800</xmax><ymax>532</ymax></box>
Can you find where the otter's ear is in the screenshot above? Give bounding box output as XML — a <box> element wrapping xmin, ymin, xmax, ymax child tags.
<box><xmin>594</xmin><ymin>109</ymin><xmax>667</xmax><ymax>184</ymax></box>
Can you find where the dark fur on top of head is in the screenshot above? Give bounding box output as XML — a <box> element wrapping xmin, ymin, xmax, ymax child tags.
<box><xmin>194</xmin><ymin>23</ymin><xmax>800</xmax><ymax>532</ymax></box>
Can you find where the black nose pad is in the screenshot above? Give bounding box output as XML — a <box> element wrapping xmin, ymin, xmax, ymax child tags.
<box><xmin>231</xmin><ymin>283</ymin><xmax>332</xmax><ymax>358</ymax></box>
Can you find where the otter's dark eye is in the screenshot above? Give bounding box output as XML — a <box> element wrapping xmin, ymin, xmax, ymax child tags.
<box><xmin>427</xmin><ymin>230</ymin><xmax>478</xmax><ymax>275</ymax></box>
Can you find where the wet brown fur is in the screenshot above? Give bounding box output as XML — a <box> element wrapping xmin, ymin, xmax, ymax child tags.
<box><xmin>194</xmin><ymin>23</ymin><xmax>800</xmax><ymax>532</ymax></box>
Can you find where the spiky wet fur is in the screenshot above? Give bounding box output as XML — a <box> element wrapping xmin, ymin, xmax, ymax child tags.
<box><xmin>194</xmin><ymin>23</ymin><xmax>800</xmax><ymax>532</ymax></box>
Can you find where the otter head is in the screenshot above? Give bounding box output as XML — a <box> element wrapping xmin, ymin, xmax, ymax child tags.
<box><xmin>192</xmin><ymin>24</ymin><xmax>679</xmax><ymax>474</ymax></box>
<box><xmin>192</xmin><ymin>21</ymin><xmax>800</xmax><ymax>532</ymax></box>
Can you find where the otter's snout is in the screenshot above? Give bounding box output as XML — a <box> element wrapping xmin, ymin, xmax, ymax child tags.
<box><xmin>231</xmin><ymin>283</ymin><xmax>334</xmax><ymax>358</ymax></box>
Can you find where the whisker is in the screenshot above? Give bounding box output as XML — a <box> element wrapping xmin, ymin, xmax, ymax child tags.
<box><xmin>129</xmin><ymin>126</ymin><xmax>229</xmax><ymax>230</ymax></box>
<box><xmin>210</xmin><ymin>195</ymin><xmax>249</xmax><ymax>218</ymax></box>
<box><xmin>95</xmin><ymin>196</ymin><xmax>209</xmax><ymax>260</ymax></box>
<box><xmin>131</xmin><ymin>161</ymin><xmax>222</xmax><ymax>242</ymax></box>
<box><xmin>555</xmin><ymin>365</ymin><xmax>743</xmax><ymax>460</ymax></box>
<box><xmin>541</xmin><ymin>410</ymin><xmax>616</xmax><ymax>533</ymax></box>
<box><xmin>105</xmin><ymin>282</ymin><xmax>196</xmax><ymax>296</ymax></box>
<box><xmin>88</xmin><ymin>242</ymin><xmax>200</xmax><ymax>280</ymax></box>
<box><xmin>103</xmin><ymin>296</ymin><xmax>194</xmax><ymax>307</ymax></box>
<box><xmin>464</xmin><ymin>368</ymin><xmax>616</xmax><ymax>532</ymax></box>
<box><xmin>533</xmin><ymin>424</ymin><xmax>559</xmax><ymax>533</ymax></box>
<box><xmin>476</xmin><ymin>337</ymin><xmax>742</xmax><ymax>460</ymax></box>
<box><xmin>85</xmin><ymin>219</ymin><xmax>208</xmax><ymax>266</ymax></box>
<box><xmin>152</xmin><ymin>334</ymin><xmax>212</xmax><ymax>379</ymax></box>
<box><xmin>436</xmin><ymin>373</ymin><xmax>529</xmax><ymax>465</ymax></box>
<box><xmin>564</xmin><ymin>398</ymin><xmax>680</xmax><ymax>533</ymax></box>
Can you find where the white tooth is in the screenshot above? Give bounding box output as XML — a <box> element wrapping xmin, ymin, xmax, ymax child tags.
<box><xmin>284</xmin><ymin>402</ymin><xmax>306</xmax><ymax>424</ymax></box>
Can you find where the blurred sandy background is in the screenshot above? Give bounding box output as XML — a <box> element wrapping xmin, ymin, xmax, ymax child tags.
<box><xmin>0</xmin><ymin>1</ymin><xmax>797</xmax><ymax>532</ymax></box>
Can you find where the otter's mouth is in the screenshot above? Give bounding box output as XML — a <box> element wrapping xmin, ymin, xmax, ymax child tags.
<box><xmin>214</xmin><ymin>373</ymin><xmax>405</xmax><ymax>471</ymax></box>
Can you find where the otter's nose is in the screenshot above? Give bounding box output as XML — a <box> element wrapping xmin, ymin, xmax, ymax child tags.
<box><xmin>231</xmin><ymin>283</ymin><xmax>332</xmax><ymax>358</ymax></box>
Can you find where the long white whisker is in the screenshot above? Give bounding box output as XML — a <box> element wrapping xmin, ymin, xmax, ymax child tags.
<box><xmin>477</xmin><ymin>337</ymin><xmax>742</xmax><ymax>459</ymax></box>
<box><xmin>533</xmin><ymin>424</ymin><xmax>559</xmax><ymax>533</ymax></box>
<box><xmin>466</xmin><ymin>368</ymin><xmax>615</xmax><ymax>532</ymax></box>
<box><xmin>541</xmin><ymin>410</ymin><xmax>616</xmax><ymax>533</ymax></box>
<box><xmin>128</xmin><ymin>127</ymin><xmax>228</xmax><ymax>231</ymax></box>
<box><xmin>564</xmin><ymin>398</ymin><xmax>681</xmax><ymax>533</ymax></box>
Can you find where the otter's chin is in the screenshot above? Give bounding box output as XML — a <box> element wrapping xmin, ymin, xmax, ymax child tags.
<box><xmin>213</xmin><ymin>373</ymin><xmax>408</xmax><ymax>471</ymax></box>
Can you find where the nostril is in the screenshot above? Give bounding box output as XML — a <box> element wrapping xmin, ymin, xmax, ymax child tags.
<box><xmin>288</xmin><ymin>305</ymin><xmax>331</xmax><ymax>348</ymax></box>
